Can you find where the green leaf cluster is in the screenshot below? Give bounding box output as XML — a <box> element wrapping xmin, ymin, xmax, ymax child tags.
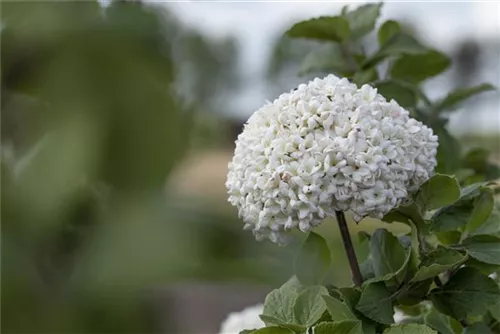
<box><xmin>251</xmin><ymin>176</ymin><xmax>499</xmax><ymax>333</ymax></box>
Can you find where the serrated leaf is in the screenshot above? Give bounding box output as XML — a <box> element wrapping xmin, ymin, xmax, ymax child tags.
<box><xmin>374</xmin><ymin>80</ymin><xmax>417</xmax><ymax>108</ymax></box>
<box><xmin>251</xmin><ymin>327</ymin><xmax>294</xmax><ymax>334</ymax></box>
<box><xmin>383</xmin><ymin>323</ymin><xmax>437</xmax><ymax>334</ymax></box>
<box><xmin>429</xmin><ymin>267</ymin><xmax>500</xmax><ymax>320</ymax></box>
<box><xmin>299</xmin><ymin>44</ymin><xmax>349</xmax><ymax>76</ymax></box>
<box><xmin>322</xmin><ymin>295</ymin><xmax>357</xmax><ymax>321</ymax></box>
<box><xmin>416</xmin><ymin>174</ymin><xmax>460</xmax><ymax>211</ymax></box>
<box><xmin>294</xmin><ymin>232</ymin><xmax>331</xmax><ymax>285</ymax></box>
<box><xmin>435</xmin><ymin>83</ymin><xmax>496</xmax><ymax>112</ymax></box>
<box><xmin>293</xmin><ymin>286</ymin><xmax>328</xmax><ymax>326</ymax></box>
<box><xmin>262</xmin><ymin>276</ymin><xmax>303</xmax><ymax>324</ymax></box>
<box><xmin>369</xmin><ymin>229</ymin><xmax>408</xmax><ymax>289</ymax></box>
<box><xmin>286</xmin><ymin>16</ymin><xmax>350</xmax><ymax>42</ymax></box>
<box><xmin>314</xmin><ymin>320</ymin><xmax>363</xmax><ymax>334</ymax></box>
<box><xmin>467</xmin><ymin>188</ymin><xmax>494</xmax><ymax>232</ymax></box>
<box><xmin>344</xmin><ymin>3</ymin><xmax>383</xmax><ymax>39</ymax></box>
<box><xmin>258</xmin><ymin>315</ymin><xmax>305</xmax><ymax>333</ymax></box>
<box><xmin>462</xmin><ymin>235</ymin><xmax>500</xmax><ymax>265</ymax></box>
<box><xmin>424</xmin><ymin>306</ymin><xmax>462</xmax><ymax>334</ymax></box>
<box><xmin>378</xmin><ymin>20</ymin><xmax>401</xmax><ymax>46</ymax></box>
<box><xmin>390</xmin><ymin>50</ymin><xmax>450</xmax><ymax>83</ymax></box>
<box><xmin>410</xmin><ymin>246</ymin><xmax>467</xmax><ymax>282</ymax></box>
<box><xmin>356</xmin><ymin>281</ymin><xmax>394</xmax><ymax>324</ymax></box>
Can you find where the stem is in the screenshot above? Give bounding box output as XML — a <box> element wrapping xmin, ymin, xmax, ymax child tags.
<box><xmin>335</xmin><ymin>211</ymin><xmax>363</xmax><ymax>287</ymax></box>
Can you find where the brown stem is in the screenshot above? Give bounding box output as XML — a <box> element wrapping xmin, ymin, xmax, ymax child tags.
<box><xmin>335</xmin><ymin>211</ymin><xmax>363</xmax><ymax>287</ymax></box>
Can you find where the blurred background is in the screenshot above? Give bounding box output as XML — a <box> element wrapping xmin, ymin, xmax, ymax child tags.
<box><xmin>1</xmin><ymin>1</ymin><xmax>499</xmax><ymax>333</ymax></box>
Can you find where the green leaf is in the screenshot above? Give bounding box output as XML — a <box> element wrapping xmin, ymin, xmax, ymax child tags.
<box><xmin>424</xmin><ymin>306</ymin><xmax>462</xmax><ymax>334</ymax></box>
<box><xmin>431</xmin><ymin>202</ymin><xmax>474</xmax><ymax>232</ymax></box>
<box><xmin>434</xmin><ymin>124</ymin><xmax>462</xmax><ymax>175</ymax></box>
<box><xmin>383</xmin><ymin>324</ymin><xmax>437</xmax><ymax>334</ymax></box>
<box><xmin>462</xmin><ymin>235</ymin><xmax>500</xmax><ymax>265</ymax></box>
<box><xmin>382</xmin><ymin>202</ymin><xmax>424</xmax><ymax>225</ymax></box>
<box><xmin>240</xmin><ymin>330</ymin><xmax>256</xmax><ymax>334</ymax></box>
<box><xmin>430</xmin><ymin>183</ymin><xmax>490</xmax><ymax>232</ymax></box>
<box><xmin>378</xmin><ymin>20</ymin><xmax>401</xmax><ymax>46</ymax></box>
<box><xmin>322</xmin><ymin>295</ymin><xmax>357</xmax><ymax>321</ymax></box>
<box><xmin>294</xmin><ymin>232</ymin><xmax>331</xmax><ymax>285</ymax></box>
<box><xmin>363</xmin><ymin>34</ymin><xmax>427</xmax><ymax>68</ymax></box>
<box><xmin>374</xmin><ymin>80</ymin><xmax>417</xmax><ymax>108</ymax></box>
<box><xmin>471</xmin><ymin>204</ymin><xmax>500</xmax><ymax>236</ymax></box>
<box><xmin>434</xmin><ymin>83</ymin><xmax>496</xmax><ymax>112</ymax></box>
<box><xmin>396</xmin><ymin>279</ymin><xmax>433</xmax><ymax>306</ymax></box>
<box><xmin>369</xmin><ymin>229</ymin><xmax>408</xmax><ymax>288</ymax></box>
<box><xmin>436</xmin><ymin>231</ymin><xmax>462</xmax><ymax>246</ymax></box>
<box><xmin>263</xmin><ymin>276</ymin><xmax>303</xmax><ymax>324</ymax></box>
<box><xmin>410</xmin><ymin>246</ymin><xmax>467</xmax><ymax>282</ymax></box>
<box><xmin>356</xmin><ymin>281</ymin><xmax>394</xmax><ymax>324</ymax></box>
<box><xmin>314</xmin><ymin>320</ymin><xmax>363</xmax><ymax>334</ymax></box>
<box><xmin>465</xmin><ymin>257</ymin><xmax>500</xmax><ymax>275</ymax></box>
<box><xmin>464</xmin><ymin>322</ymin><xmax>494</xmax><ymax>334</ymax></box>
<box><xmin>467</xmin><ymin>188</ymin><xmax>494</xmax><ymax>232</ymax></box>
<box><xmin>344</xmin><ymin>3</ymin><xmax>383</xmax><ymax>39</ymax></box>
<box><xmin>429</xmin><ymin>267</ymin><xmax>500</xmax><ymax>320</ymax></box>
<box><xmin>293</xmin><ymin>286</ymin><xmax>328</xmax><ymax>326</ymax></box>
<box><xmin>338</xmin><ymin>287</ymin><xmax>362</xmax><ymax>309</ymax></box>
<box><xmin>390</xmin><ymin>50</ymin><xmax>450</xmax><ymax>83</ymax></box>
<box><xmin>416</xmin><ymin>174</ymin><xmax>460</xmax><ymax>211</ymax></box>
<box><xmin>299</xmin><ymin>44</ymin><xmax>349</xmax><ymax>76</ymax></box>
<box><xmin>489</xmin><ymin>299</ymin><xmax>500</xmax><ymax>321</ymax></box>
<box><xmin>286</xmin><ymin>16</ymin><xmax>350</xmax><ymax>42</ymax></box>
<box><xmin>258</xmin><ymin>315</ymin><xmax>305</xmax><ymax>333</ymax></box>
<box><xmin>251</xmin><ymin>327</ymin><xmax>294</xmax><ymax>334</ymax></box>
<box><xmin>463</xmin><ymin>148</ymin><xmax>490</xmax><ymax>172</ymax></box>
<box><xmin>360</xmin><ymin>258</ymin><xmax>376</xmax><ymax>281</ymax></box>
<box><xmin>353</xmin><ymin>68</ymin><xmax>378</xmax><ymax>86</ymax></box>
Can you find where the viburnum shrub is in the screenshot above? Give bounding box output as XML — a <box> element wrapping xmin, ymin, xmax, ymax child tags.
<box><xmin>224</xmin><ymin>3</ymin><xmax>500</xmax><ymax>334</ymax></box>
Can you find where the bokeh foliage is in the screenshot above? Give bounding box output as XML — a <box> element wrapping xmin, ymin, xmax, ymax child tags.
<box><xmin>1</xmin><ymin>2</ymin><xmax>289</xmax><ymax>333</ymax></box>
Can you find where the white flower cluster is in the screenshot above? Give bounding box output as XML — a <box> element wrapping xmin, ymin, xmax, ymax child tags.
<box><xmin>219</xmin><ymin>304</ymin><xmax>264</xmax><ymax>334</ymax></box>
<box><xmin>226</xmin><ymin>74</ymin><xmax>438</xmax><ymax>244</ymax></box>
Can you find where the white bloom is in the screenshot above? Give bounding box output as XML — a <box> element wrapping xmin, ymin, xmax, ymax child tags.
<box><xmin>219</xmin><ymin>304</ymin><xmax>265</xmax><ymax>334</ymax></box>
<box><xmin>226</xmin><ymin>74</ymin><xmax>438</xmax><ymax>244</ymax></box>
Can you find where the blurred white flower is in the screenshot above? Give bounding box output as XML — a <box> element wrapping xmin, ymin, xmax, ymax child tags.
<box><xmin>219</xmin><ymin>304</ymin><xmax>264</xmax><ymax>334</ymax></box>
<box><xmin>226</xmin><ymin>74</ymin><xmax>438</xmax><ymax>244</ymax></box>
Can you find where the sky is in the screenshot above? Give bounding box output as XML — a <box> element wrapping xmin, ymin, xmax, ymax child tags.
<box><xmin>161</xmin><ymin>1</ymin><xmax>500</xmax><ymax>133</ymax></box>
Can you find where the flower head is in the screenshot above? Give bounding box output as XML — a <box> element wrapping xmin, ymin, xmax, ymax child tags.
<box><xmin>226</xmin><ymin>74</ymin><xmax>438</xmax><ymax>244</ymax></box>
<box><xmin>219</xmin><ymin>304</ymin><xmax>264</xmax><ymax>334</ymax></box>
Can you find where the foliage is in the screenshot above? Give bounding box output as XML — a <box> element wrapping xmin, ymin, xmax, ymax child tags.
<box><xmin>244</xmin><ymin>3</ymin><xmax>500</xmax><ymax>334</ymax></box>
<box><xmin>0</xmin><ymin>1</ymin><xmax>286</xmax><ymax>333</ymax></box>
